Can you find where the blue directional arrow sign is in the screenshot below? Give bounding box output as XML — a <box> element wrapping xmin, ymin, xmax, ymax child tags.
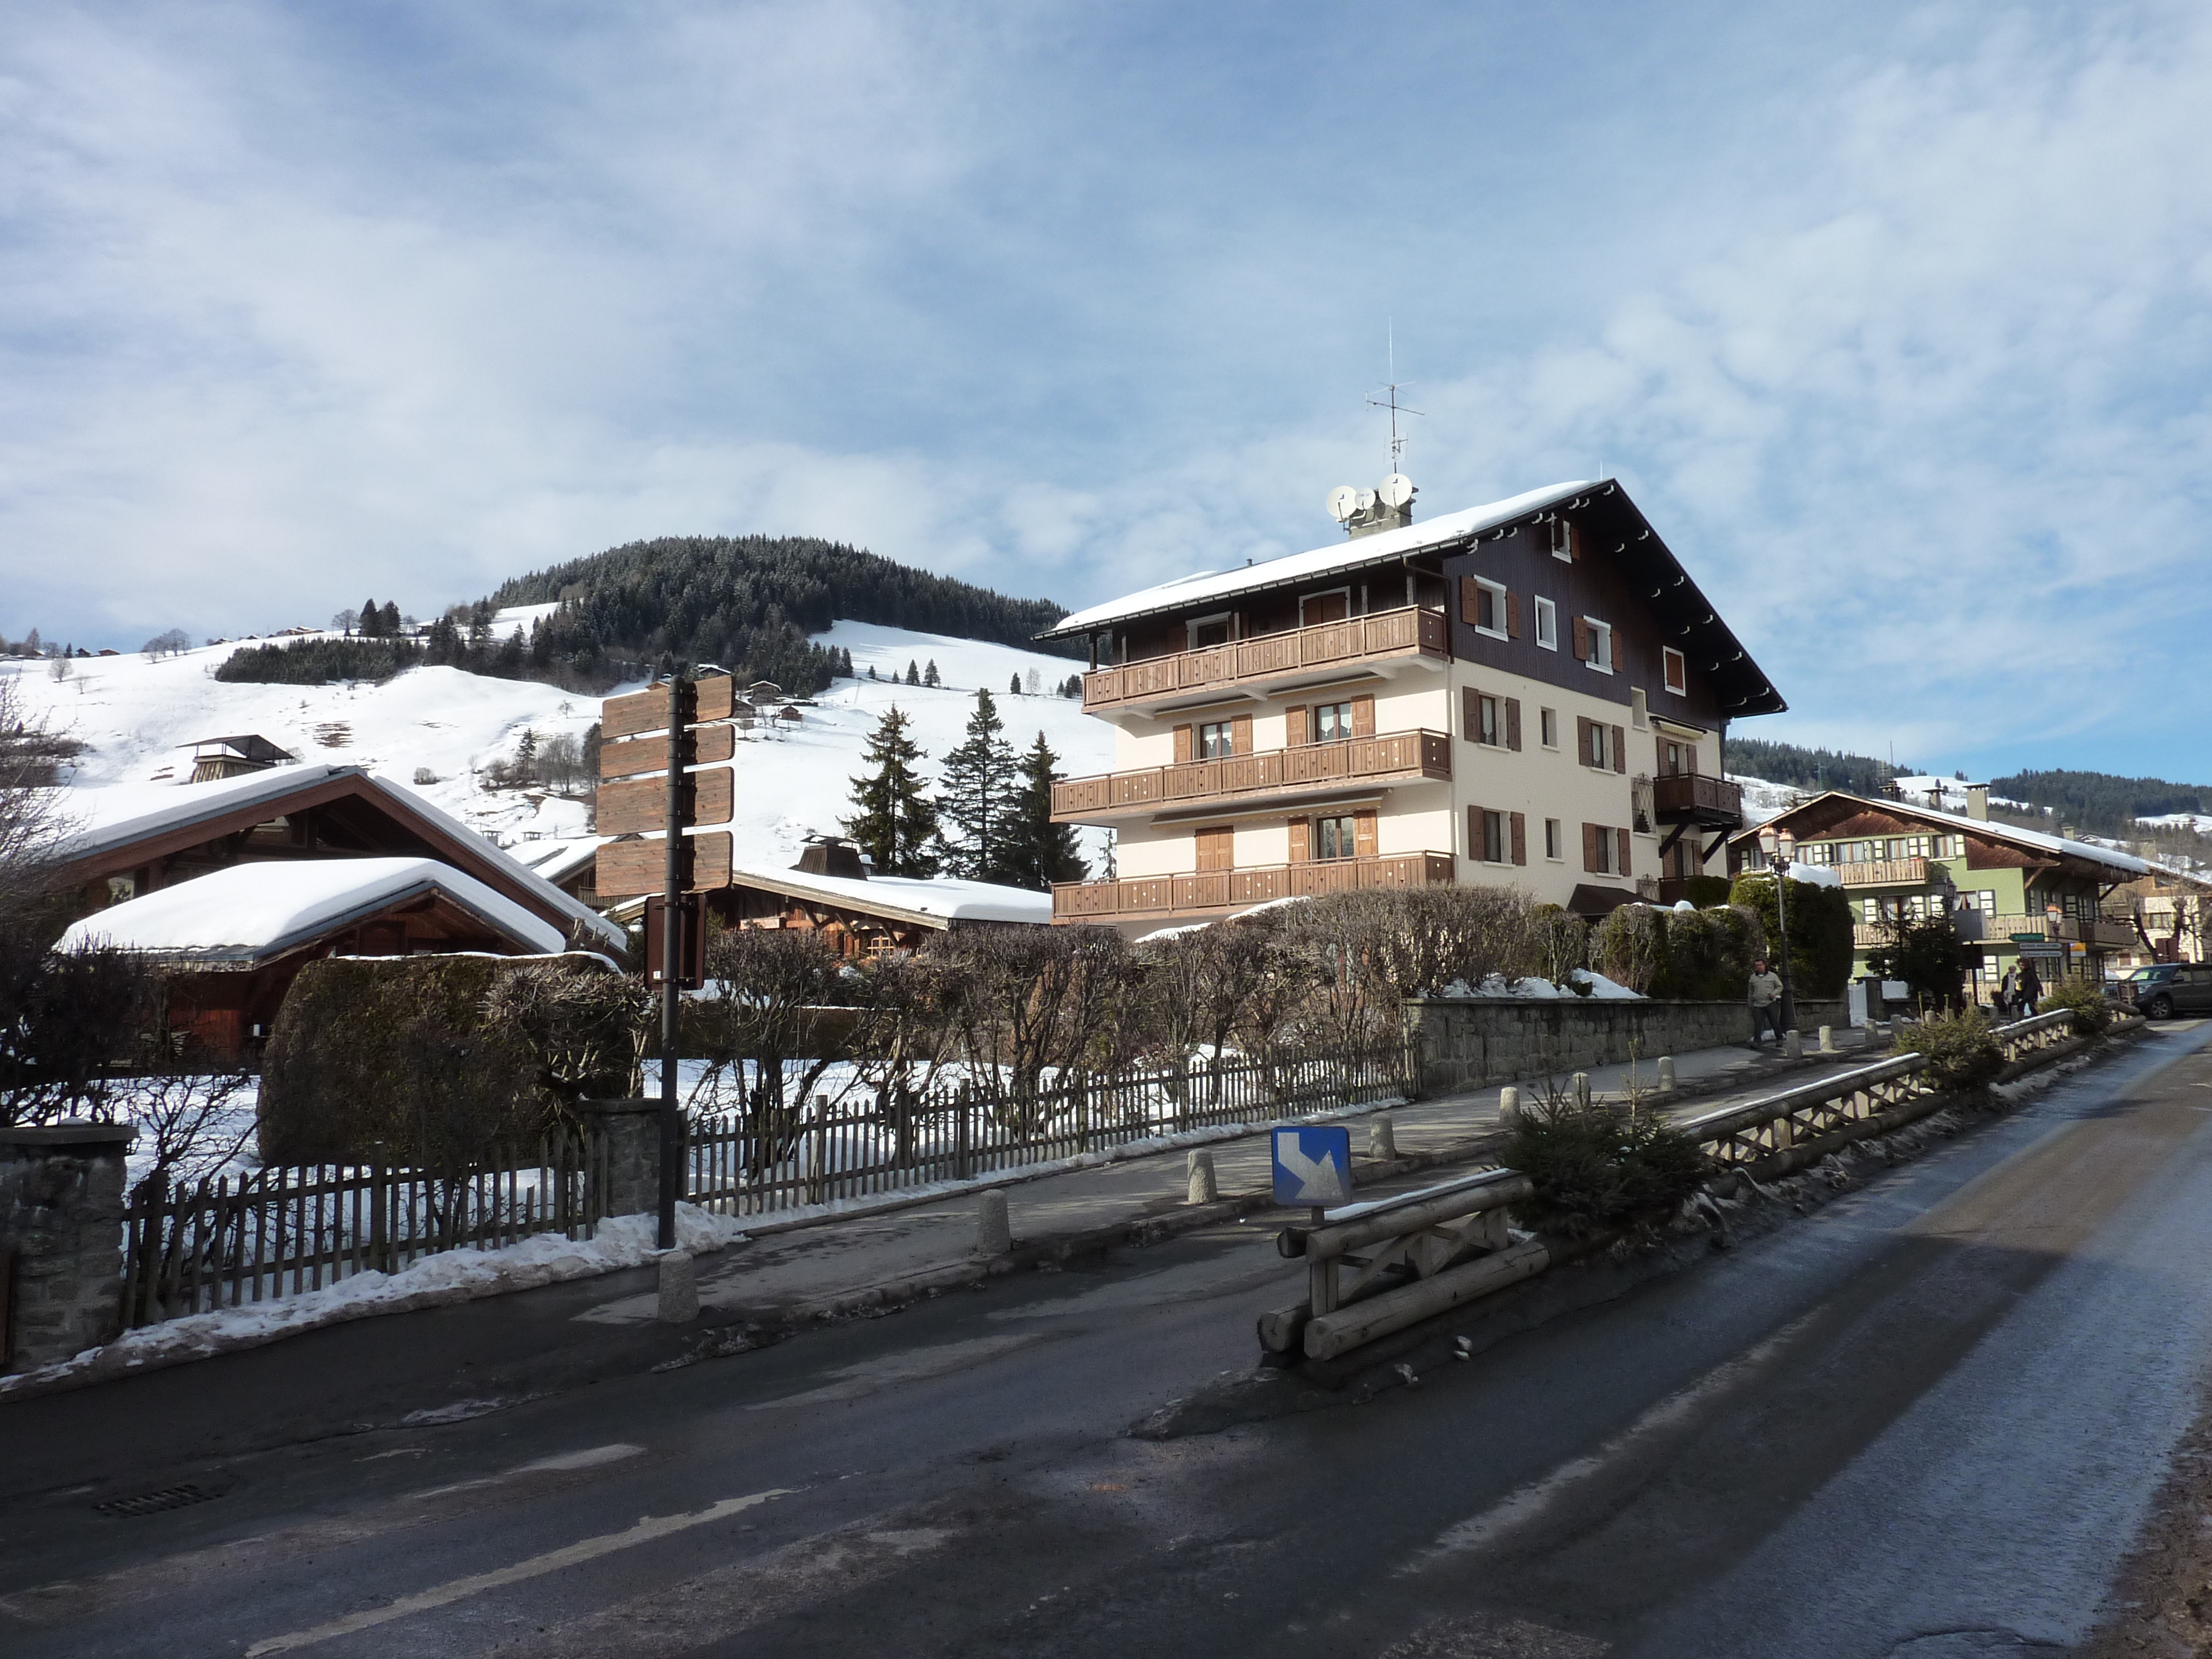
<box><xmin>1272</xmin><ymin>1124</ymin><xmax>1352</xmax><ymax>1208</ymax></box>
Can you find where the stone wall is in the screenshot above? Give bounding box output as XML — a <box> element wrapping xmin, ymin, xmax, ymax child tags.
<box><xmin>1405</xmin><ymin>996</ymin><xmax>1851</xmax><ymax>1096</ymax></box>
<box><xmin>1</xmin><ymin>1123</ymin><xmax>134</xmax><ymax>1373</ymax></box>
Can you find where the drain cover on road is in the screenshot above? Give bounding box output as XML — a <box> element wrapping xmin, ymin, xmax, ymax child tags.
<box><xmin>94</xmin><ymin>1483</ymin><xmax>224</xmax><ymax>1518</ymax></box>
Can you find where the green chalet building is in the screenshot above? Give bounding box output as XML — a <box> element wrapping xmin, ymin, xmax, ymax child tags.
<box><xmin>1727</xmin><ymin>785</ymin><xmax>2145</xmax><ymax>1002</ymax></box>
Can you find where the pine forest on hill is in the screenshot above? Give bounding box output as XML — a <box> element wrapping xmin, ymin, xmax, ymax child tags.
<box><xmin>1720</xmin><ymin>737</ymin><xmax>1906</xmax><ymax>797</ymax></box>
<box><xmin>1983</xmin><ymin>769</ymin><xmax>2212</xmax><ymax>837</ymax></box>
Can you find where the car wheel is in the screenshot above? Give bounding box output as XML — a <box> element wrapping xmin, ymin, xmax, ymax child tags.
<box><xmin>2148</xmin><ymin>994</ymin><xmax>2174</xmax><ymax>1019</ymax></box>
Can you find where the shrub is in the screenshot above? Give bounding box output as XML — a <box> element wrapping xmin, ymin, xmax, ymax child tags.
<box><xmin>1863</xmin><ymin>915</ymin><xmax>1968</xmax><ymax>1010</ymax></box>
<box><xmin>1728</xmin><ymin>874</ymin><xmax>1854</xmax><ymax>998</ymax></box>
<box><xmin>2039</xmin><ymin>979</ymin><xmax>2112</xmax><ymax>1037</ymax></box>
<box><xmin>1527</xmin><ymin>905</ymin><xmax>1589</xmax><ymax>990</ymax></box>
<box><xmin>1681</xmin><ymin>874</ymin><xmax>1734</xmax><ymax>908</ymax></box>
<box><xmin>1909</xmin><ymin>1007</ymin><xmax>2005</xmax><ymax>1092</ymax></box>
<box><xmin>1505</xmin><ymin>1099</ymin><xmax>1710</xmax><ymax>1238</ymax></box>
<box><xmin>1591</xmin><ymin>903</ymin><xmax>1666</xmax><ymax>994</ymax></box>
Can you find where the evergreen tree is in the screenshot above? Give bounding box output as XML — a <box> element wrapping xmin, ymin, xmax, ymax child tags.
<box><xmin>924</xmin><ymin>660</ymin><xmax>940</xmax><ymax>688</ymax></box>
<box><xmin>1003</xmin><ymin>732</ymin><xmax>1088</xmax><ymax>891</ymax></box>
<box><xmin>936</xmin><ymin>688</ymin><xmax>1018</xmax><ymax>882</ymax></box>
<box><xmin>357</xmin><ymin>599</ymin><xmax>381</xmax><ymax>637</ymax></box>
<box><xmin>1010</xmin><ymin>673</ymin><xmax>1022</xmax><ymax>697</ymax></box>
<box><xmin>842</xmin><ymin>707</ymin><xmax>940</xmax><ymax>877</ymax></box>
<box><xmin>905</xmin><ymin>660</ymin><xmax>920</xmax><ymax>686</ymax></box>
<box><xmin>868</xmin><ymin>665</ymin><xmax>879</xmax><ymax>680</ymax></box>
<box><xmin>380</xmin><ymin>600</ymin><xmax>401</xmax><ymax>635</ymax></box>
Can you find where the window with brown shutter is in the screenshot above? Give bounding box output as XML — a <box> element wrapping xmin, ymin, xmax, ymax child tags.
<box><xmin>1460</xmin><ymin>575</ymin><xmax>1481</xmax><ymax>627</ymax></box>
<box><xmin>1610</xmin><ymin>627</ymin><xmax>1625</xmax><ymax>674</ymax></box>
<box><xmin>1572</xmin><ymin>615</ymin><xmax>1590</xmax><ymax>662</ymax></box>
<box><xmin>1611</xmin><ymin>725</ymin><xmax>1627</xmax><ymax>774</ymax></box>
<box><xmin>1466</xmin><ymin>804</ymin><xmax>1482</xmax><ymax>859</ymax></box>
<box><xmin>1287</xmin><ymin>816</ymin><xmax>1310</xmax><ymax>862</ymax></box>
<box><xmin>1583</xmin><ymin>822</ymin><xmax>1601</xmax><ymax>872</ymax></box>
<box><xmin>1616</xmin><ymin>827</ymin><xmax>1631</xmax><ymax>876</ymax></box>
<box><xmin>1510</xmin><ymin>811</ymin><xmax>1527</xmax><ymax>865</ymax></box>
<box><xmin>1462</xmin><ymin>686</ymin><xmax>1480</xmax><ymax>743</ymax></box>
<box><xmin>1352</xmin><ymin>694</ymin><xmax>1375</xmax><ymax>737</ymax></box>
<box><xmin>1354</xmin><ymin>808</ymin><xmax>1378</xmax><ymax>859</ymax></box>
<box><xmin>1173</xmin><ymin>724</ymin><xmax>1193</xmax><ymax>765</ymax></box>
<box><xmin>1505</xmin><ymin>698</ymin><xmax>1522</xmax><ymax>751</ymax></box>
<box><xmin>1230</xmin><ymin>713</ymin><xmax>1253</xmax><ymax>756</ymax></box>
<box><xmin>1195</xmin><ymin>826</ymin><xmax>1234</xmax><ymax>871</ymax></box>
<box><xmin>1657</xmin><ymin>734</ymin><xmax>1672</xmax><ymax>776</ymax></box>
<box><xmin>1506</xmin><ymin>591</ymin><xmax>1521</xmax><ymax>638</ymax></box>
<box><xmin>1576</xmin><ymin>716</ymin><xmax>1596</xmax><ymax>767</ymax></box>
<box><xmin>1286</xmin><ymin>705</ymin><xmax>1309</xmax><ymax>746</ymax></box>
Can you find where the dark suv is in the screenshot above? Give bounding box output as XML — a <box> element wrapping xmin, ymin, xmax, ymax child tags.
<box><xmin>2121</xmin><ymin>963</ymin><xmax>2212</xmax><ymax>1019</ymax></box>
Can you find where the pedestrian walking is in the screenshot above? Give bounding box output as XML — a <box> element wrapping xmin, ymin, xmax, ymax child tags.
<box><xmin>1748</xmin><ymin>956</ymin><xmax>1786</xmax><ymax>1048</ymax></box>
<box><xmin>2017</xmin><ymin>958</ymin><xmax>2043</xmax><ymax>1016</ymax></box>
<box><xmin>1997</xmin><ymin>965</ymin><xmax>2020</xmax><ymax>1018</ymax></box>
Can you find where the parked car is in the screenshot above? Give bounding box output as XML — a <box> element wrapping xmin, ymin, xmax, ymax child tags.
<box><xmin>2118</xmin><ymin>963</ymin><xmax>2212</xmax><ymax>1019</ymax></box>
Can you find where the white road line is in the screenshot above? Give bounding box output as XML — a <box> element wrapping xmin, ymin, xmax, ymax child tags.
<box><xmin>241</xmin><ymin>1487</ymin><xmax>795</xmax><ymax>1657</ymax></box>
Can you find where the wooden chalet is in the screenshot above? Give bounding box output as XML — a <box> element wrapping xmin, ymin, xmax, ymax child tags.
<box><xmin>184</xmin><ymin>733</ymin><xmax>297</xmax><ymax>783</ymax></box>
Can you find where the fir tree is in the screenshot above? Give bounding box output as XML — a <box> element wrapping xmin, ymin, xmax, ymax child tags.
<box><xmin>924</xmin><ymin>659</ymin><xmax>940</xmax><ymax>688</ymax></box>
<box><xmin>905</xmin><ymin>660</ymin><xmax>920</xmax><ymax>686</ymax></box>
<box><xmin>868</xmin><ymin>665</ymin><xmax>879</xmax><ymax>680</ymax></box>
<box><xmin>1003</xmin><ymin>732</ymin><xmax>1088</xmax><ymax>891</ymax></box>
<box><xmin>381</xmin><ymin>600</ymin><xmax>401</xmax><ymax>635</ymax></box>
<box><xmin>358</xmin><ymin>598</ymin><xmax>382</xmax><ymax>637</ymax></box>
<box><xmin>936</xmin><ymin>688</ymin><xmax>1017</xmax><ymax>882</ymax></box>
<box><xmin>842</xmin><ymin>706</ymin><xmax>940</xmax><ymax>877</ymax></box>
<box><xmin>1010</xmin><ymin>673</ymin><xmax>1022</xmax><ymax>697</ymax></box>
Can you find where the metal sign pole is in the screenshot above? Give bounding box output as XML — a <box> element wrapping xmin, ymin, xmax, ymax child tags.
<box><xmin>657</xmin><ymin>663</ymin><xmax>696</xmax><ymax>1252</ymax></box>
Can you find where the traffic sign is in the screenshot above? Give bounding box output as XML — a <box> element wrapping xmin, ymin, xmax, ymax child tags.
<box><xmin>1272</xmin><ymin>1125</ymin><xmax>1351</xmax><ymax>1208</ymax></box>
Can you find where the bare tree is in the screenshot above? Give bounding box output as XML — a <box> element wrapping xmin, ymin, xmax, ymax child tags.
<box><xmin>690</xmin><ymin>928</ymin><xmax>849</xmax><ymax>1168</ymax></box>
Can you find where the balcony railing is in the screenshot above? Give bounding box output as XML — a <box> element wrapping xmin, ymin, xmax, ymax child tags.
<box><xmin>1835</xmin><ymin>856</ymin><xmax>1928</xmax><ymax>887</ymax></box>
<box><xmin>1651</xmin><ymin>772</ymin><xmax>1744</xmax><ymax>827</ymax></box>
<box><xmin>1052</xmin><ymin>851</ymin><xmax>1457</xmax><ymax>922</ymax></box>
<box><xmin>1050</xmin><ymin>731</ymin><xmax>1453</xmax><ymax>823</ymax></box>
<box><xmin>1081</xmin><ymin>606</ymin><xmax>1450</xmax><ymax>712</ymax></box>
<box><xmin>1852</xmin><ymin>913</ymin><xmax>2139</xmax><ymax>952</ymax></box>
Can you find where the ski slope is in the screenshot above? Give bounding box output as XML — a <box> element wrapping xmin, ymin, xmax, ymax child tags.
<box><xmin>5</xmin><ymin>620</ymin><xmax>1112</xmax><ymax>870</ymax></box>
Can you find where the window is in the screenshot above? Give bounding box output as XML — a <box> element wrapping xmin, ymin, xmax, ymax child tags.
<box><xmin>1314</xmin><ymin>814</ymin><xmax>1358</xmax><ymax>861</ymax></box>
<box><xmin>1533</xmin><ymin>596</ymin><xmax>1558</xmax><ymax>651</ymax></box>
<box><xmin>1478</xmin><ymin>809</ymin><xmax>1506</xmax><ymax>863</ymax></box>
<box><xmin>1971</xmin><ymin>890</ymin><xmax>1996</xmax><ymax>914</ymax></box>
<box><xmin>1540</xmin><ymin>707</ymin><xmax>1559</xmax><ymax>749</ymax></box>
<box><xmin>1475</xmin><ymin>694</ymin><xmax>1500</xmax><ymax>746</ymax></box>
<box><xmin>1663</xmin><ymin>647</ymin><xmax>1687</xmax><ymax>695</ymax></box>
<box><xmin>1188</xmin><ymin>613</ymin><xmax>1233</xmax><ymax>649</ymax></box>
<box><xmin>1549</xmin><ymin>518</ymin><xmax>1575</xmax><ymax>562</ymax></box>
<box><xmin>1631</xmin><ymin>687</ymin><xmax>1647</xmax><ymax>729</ymax></box>
<box><xmin>1312</xmin><ymin>701</ymin><xmax>1352</xmax><ymax>744</ymax></box>
<box><xmin>1545</xmin><ymin>818</ymin><xmax>1563</xmax><ymax>860</ymax></box>
<box><xmin>1470</xmin><ymin>577</ymin><xmax>1508</xmax><ymax>638</ymax></box>
<box><xmin>1584</xmin><ymin>823</ymin><xmax>1624</xmax><ymax>875</ymax></box>
<box><xmin>1299</xmin><ymin>590</ymin><xmax>1349</xmax><ymax>628</ymax></box>
<box><xmin>1198</xmin><ymin>720</ymin><xmax>1233</xmax><ymax>759</ymax></box>
<box><xmin>1661</xmin><ymin>739</ymin><xmax>1687</xmax><ymax>777</ymax></box>
<box><xmin>1584</xmin><ymin>721</ymin><xmax>1617</xmax><ymax>771</ymax></box>
<box><xmin>1583</xmin><ymin>618</ymin><xmax>1614</xmax><ymax>673</ymax></box>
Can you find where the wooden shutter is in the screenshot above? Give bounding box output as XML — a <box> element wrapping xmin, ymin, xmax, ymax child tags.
<box><xmin>1564</xmin><ymin>520</ymin><xmax>1579</xmax><ymax>561</ymax></box>
<box><xmin>1352</xmin><ymin>694</ymin><xmax>1375</xmax><ymax>737</ymax></box>
<box><xmin>1612</xmin><ymin>725</ymin><xmax>1627</xmax><ymax>774</ymax></box>
<box><xmin>1506</xmin><ymin>591</ymin><xmax>1521</xmax><ymax>639</ymax></box>
<box><xmin>1354</xmin><ymin>808</ymin><xmax>1379</xmax><ymax>859</ymax></box>
<box><xmin>1461</xmin><ymin>686</ymin><xmax>1480</xmax><ymax>743</ymax></box>
<box><xmin>1196</xmin><ymin>826</ymin><xmax>1233</xmax><ymax>872</ymax></box>
<box><xmin>1572</xmin><ymin>615</ymin><xmax>1590</xmax><ymax>662</ymax></box>
<box><xmin>1286</xmin><ymin>705</ymin><xmax>1309</xmax><ymax>746</ymax></box>
<box><xmin>1657</xmin><ymin>734</ymin><xmax>1671</xmax><ymax>776</ymax></box>
<box><xmin>1616</xmin><ymin>827</ymin><xmax>1632</xmax><ymax>876</ymax></box>
<box><xmin>1173</xmin><ymin>724</ymin><xmax>1193</xmax><ymax>765</ymax></box>
<box><xmin>1230</xmin><ymin>713</ymin><xmax>1253</xmax><ymax>756</ymax></box>
<box><xmin>1583</xmin><ymin>823</ymin><xmax>1601</xmax><ymax>873</ymax></box>
<box><xmin>1510</xmin><ymin>811</ymin><xmax>1527</xmax><ymax>865</ymax></box>
<box><xmin>1576</xmin><ymin>716</ymin><xmax>1594</xmax><ymax>766</ymax></box>
<box><xmin>1684</xmin><ymin>741</ymin><xmax>1698</xmax><ymax>775</ymax></box>
<box><xmin>1610</xmin><ymin>628</ymin><xmax>1625</xmax><ymax>673</ymax></box>
<box><xmin>1460</xmin><ymin>575</ymin><xmax>1480</xmax><ymax>626</ymax></box>
<box><xmin>1287</xmin><ymin>816</ymin><xmax>1310</xmax><ymax>862</ymax></box>
<box><xmin>1505</xmin><ymin>698</ymin><xmax>1521</xmax><ymax>752</ymax></box>
<box><xmin>1467</xmin><ymin>805</ymin><xmax>1482</xmax><ymax>860</ymax></box>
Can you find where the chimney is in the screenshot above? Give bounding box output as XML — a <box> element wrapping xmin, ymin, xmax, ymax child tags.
<box><xmin>2060</xmin><ymin>823</ymin><xmax>2077</xmax><ymax>842</ymax></box>
<box><xmin>1966</xmin><ymin>784</ymin><xmax>1988</xmax><ymax>822</ymax></box>
<box><xmin>794</xmin><ymin>837</ymin><xmax>867</xmax><ymax>880</ymax></box>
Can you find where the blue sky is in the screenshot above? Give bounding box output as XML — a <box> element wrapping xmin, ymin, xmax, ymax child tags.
<box><xmin>4</xmin><ymin>1</ymin><xmax>2209</xmax><ymax>781</ymax></box>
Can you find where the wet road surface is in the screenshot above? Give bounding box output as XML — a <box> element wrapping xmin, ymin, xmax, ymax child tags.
<box><xmin>5</xmin><ymin>1022</ymin><xmax>2211</xmax><ymax>1658</ymax></box>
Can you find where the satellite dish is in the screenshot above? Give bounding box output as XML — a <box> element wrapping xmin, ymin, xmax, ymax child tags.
<box><xmin>1326</xmin><ymin>485</ymin><xmax>1359</xmax><ymax>523</ymax></box>
<box><xmin>1379</xmin><ymin>473</ymin><xmax>1415</xmax><ymax>508</ymax></box>
<box><xmin>1354</xmin><ymin>487</ymin><xmax>1378</xmax><ymax>514</ymax></box>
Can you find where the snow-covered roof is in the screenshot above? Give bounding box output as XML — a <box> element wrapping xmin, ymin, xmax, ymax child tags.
<box><xmin>42</xmin><ymin>765</ymin><xmax>625</xmax><ymax>949</ymax></box>
<box><xmin>56</xmin><ymin>857</ymin><xmax>567</xmax><ymax>962</ymax></box>
<box><xmin>1743</xmin><ymin>791</ymin><xmax>2150</xmax><ymax>876</ymax></box>
<box><xmin>1045</xmin><ymin>480</ymin><xmax>1595</xmax><ymax>637</ymax></box>
<box><xmin>515</xmin><ymin>837</ymin><xmax>603</xmax><ymax>885</ymax></box>
<box><xmin>727</xmin><ymin>863</ymin><xmax>1052</xmax><ymax>927</ymax></box>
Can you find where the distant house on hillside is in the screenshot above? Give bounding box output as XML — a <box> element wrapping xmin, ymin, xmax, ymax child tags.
<box><xmin>58</xmin><ymin>857</ymin><xmax>571</xmax><ymax>1057</ymax></box>
<box><xmin>49</xmin><ymin>764</ymin><xmax>623</xmax><ymax>953</ymax></box>
<box><xmin>184</xmin><ymin>733</ymin><xmax>297</xmax><ymax>784</ymax></box>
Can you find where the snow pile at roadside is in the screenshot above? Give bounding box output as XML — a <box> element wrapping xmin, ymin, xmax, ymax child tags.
<box><xmin>0</xmin><ymin>1203</ymin><xmax>747</xmax><ymax>1399</ymax></box>
<box><xmin>1446</xmin><ymin>970</ymin><xmax>1643</xmax><ymax>1000</ymax></box>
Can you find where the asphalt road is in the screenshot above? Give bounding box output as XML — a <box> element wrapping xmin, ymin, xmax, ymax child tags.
<box><xmin>6</xmin><ymin>1021</ymin><xmax>2212</xmax><ymax>1659</ymax></box>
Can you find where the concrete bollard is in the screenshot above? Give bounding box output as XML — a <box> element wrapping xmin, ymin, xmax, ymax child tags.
<box><xmin>976</xmin><ymin>1189</ymin><xmax>1011</xmax><ymax>1256</ymax></box>
<box><xmin>1185</xmin><ymin>1149</ymin><xmax>1218</xmax><ymax>1205</ymax></box>
<box><xmin>1369</xmin><ymin>1115</ymin><xmax>1397</xmax><ymax>1160</ymax></box>
<box><xmin>1572</xmin><ymin>1072</ymin><xmax>1591</xmax><ymax>1110</ymax></box>
<box><xmin>1498</xmin><ymin>1085</ymin><xmax>1521</xmax><ymax>1125</ymax></box>
<box><xmin>1657</xmin><ymin>1056</ymin><xmax>1677</xmax><ymax>1093</ymax></box>
<box><xmin>1818</xmin><ymin>1024</ymin><xmax>1837</xmax><ymax>1055</ymax></box>
<box><xmin>655</xmin><ymin>1248</ymin><xmax>699</xmax><ymax>1323</ymax></box>
<box><xmin>1784</xmin><ymin>1030</ymin><xmax>1803</xmax><ymax>1061</ymax></box>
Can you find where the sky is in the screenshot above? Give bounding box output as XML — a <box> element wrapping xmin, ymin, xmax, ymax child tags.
<box><xmin>3</xmin><ymin>1</ymin><xmax>2210</xmax><ymax>782</ymax></box>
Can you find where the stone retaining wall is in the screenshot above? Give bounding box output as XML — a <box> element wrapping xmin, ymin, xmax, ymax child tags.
<box><xmin>1405</xmin><ymin>996</ymin><xmax>1851</xmax><ymax>1096</ymax></box>
<box><xmin>1</xmin><ymin>1124</ymin><xmax>134</xmax><ymax>1374</ymax></box>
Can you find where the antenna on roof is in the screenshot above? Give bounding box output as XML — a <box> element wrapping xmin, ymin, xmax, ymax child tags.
<box><xmin>1366</xmin><ymin>323</ymin><xmax>1423</xmax><ymax>477</ymax></box>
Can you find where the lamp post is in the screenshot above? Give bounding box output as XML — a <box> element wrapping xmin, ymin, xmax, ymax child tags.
<box><xmin>1758</xmin><ymin>825</ymin><xmax>1799</xmax><ymax>1033</ymax></box>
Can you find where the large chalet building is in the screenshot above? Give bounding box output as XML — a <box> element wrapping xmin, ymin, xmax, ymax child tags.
<box><xmin>1037</xmin><ymin>478</ymin><xmax>1783</xmax><ymax>929</ymax></box>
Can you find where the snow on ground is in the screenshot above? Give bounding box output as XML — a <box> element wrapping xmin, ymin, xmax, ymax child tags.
<box><xmin>3</xmin><ymin>620</ymin><xmax>1111</xmax><ymax>870</ymax></box>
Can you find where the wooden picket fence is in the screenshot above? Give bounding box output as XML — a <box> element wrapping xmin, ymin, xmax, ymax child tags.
<box><xmin>687</xmin><ymin>1040</ymin><xmax>1415</xmax><ymax>1218</ymax></box>
<box><xmin>120</xmin><ymin>1132</ymin><xmax>603</xmax><ymax>1329</ymax></box>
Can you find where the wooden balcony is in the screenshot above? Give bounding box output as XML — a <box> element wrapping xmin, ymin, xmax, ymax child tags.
<box><xmin>1051</xmin><ymin>851</ymin><xmax>1458</xmax><ymax>922</ymax></box>
<box><xmin>1081</xmin><ymin>606</ymin><xmax>1450</xmax><ymax>714</ymax></box>
<box><xmin>1050</xmin><ymin>731</ymin><xmax>1452</xmax><ymax>825</ymax></box>
<box><xmin>1835</xmin><ymin>856</ymin><xmax>1928</xmax><ymax>887</ymax></box>
<box><xmin>1651</xmin><ymin>772</ymin><xmax>1743</xmax><ymax>829</ymax></box>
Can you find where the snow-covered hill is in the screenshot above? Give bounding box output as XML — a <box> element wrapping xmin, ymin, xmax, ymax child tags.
<box><xmin>7</xmin><ymin>620</ymin><xmax>1111</xmax><ymax>871</ymax></box>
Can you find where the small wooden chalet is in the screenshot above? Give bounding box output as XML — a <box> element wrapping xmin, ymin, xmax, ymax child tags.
<box><xmin>185</xmin><ymin>734</ymin><xmax>297</xmax><ymax>783</ymax></box>
<box><xmin>711</xmin><ymin>838</ymin><xmax>1051</xmax><ymax>957</ymax></box>
<box><xmin>56</xmin><ymin>857</ymin><xmax>571</xmax><ymax>1057</ymax></box>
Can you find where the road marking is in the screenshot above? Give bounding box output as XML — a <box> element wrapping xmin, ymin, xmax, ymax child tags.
<box><xmin>411</xmin><ymin>1442</ymin><xmax>646</xmax><ymax>1500</ymax></box>
<box><xmin>241</xmin><ymin>1487</ymin><xmax>794</xmax><ymax>1656</ymax></box>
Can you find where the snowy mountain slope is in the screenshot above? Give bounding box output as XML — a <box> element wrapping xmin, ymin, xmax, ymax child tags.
<box><xmin>7</xmin><ymin>620</ymin><xmax>1113</xmax><ymax>873</ymax></box>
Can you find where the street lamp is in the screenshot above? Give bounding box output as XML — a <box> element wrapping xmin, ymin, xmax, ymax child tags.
<box><xmin>1757</xmin><ymin>825</ymin><xmax>1799</xmax><ymax>1032</ymax></box>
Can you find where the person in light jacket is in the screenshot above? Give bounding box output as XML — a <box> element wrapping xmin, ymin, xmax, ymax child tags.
<box><xmin>1748</xmin><ymin>957</ymin><xmax>1786</xmax><ymax>1047</ymax></box>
